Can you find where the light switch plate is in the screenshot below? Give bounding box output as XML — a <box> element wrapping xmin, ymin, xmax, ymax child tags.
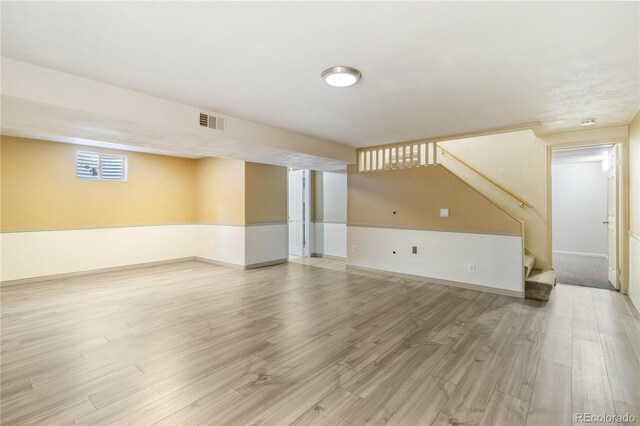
<box><xmin>440</xmin><ymin>208</ymin><xmax>449</xmax><ymax>217</ymax></box>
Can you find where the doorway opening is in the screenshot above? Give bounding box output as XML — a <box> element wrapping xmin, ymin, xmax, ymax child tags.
<box><xmin>288</xmin><ymin>169</ymin><xmax>310</xmax><ymax>259</ymax></box>
<box><xmin>551</xmin><ymin>144</ymin><xmax>618</xmax><ymax>290</ymax></box>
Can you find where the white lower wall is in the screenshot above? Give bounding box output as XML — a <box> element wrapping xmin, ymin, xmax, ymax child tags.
<box><xmin>183</xmin><ymin>223</ymin><xmax>288</xmax><ymax>267</ymax></box>
<box><xmin>629</xmin><ymin>234</ymin><xmax>640</xmax><ymax>313</ymax></box>
<box><xmin>195</xmin><ymin>224</ymin><xmax>245</xmax><ymax>266</ymax></box>
<box><xmin>0</xmin><ymin>225</ymin><xmax>196</xmax><ymax>282</ymax></box>
<box><xmin>323</xmin><ymin>223</ymin><xmax>347</xmax><ymax>258</ymax></box>
<box><xmin>1</xmin><ymin>222</ymin><xmax>523</xmax><ymax>291</ymax></box>
<box><xmin>312</xmin><ymin>222</ymin><xmax>347</xmax><ymax>258</ymax></box>
<box><xmin>311</xmin><ymin>222</ymin><xmax>324</xmax><ymax>255</ymax></box>
<box><xmin>245</xmin><ymin>224</ymin><xmax>287</xmax><ymax>265</ymax></box>
<box><xmin>1</xmin><ymin>223</ymin><xmax>289</xmax><ymax>282</ymax></box>
<box><xmin>347</xmin><ymin>226</ymin><xmax>524</xmax><ymax>295</ymax></box>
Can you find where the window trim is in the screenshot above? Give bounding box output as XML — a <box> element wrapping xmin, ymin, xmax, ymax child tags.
<box><xmin>76</xmin><ymin>151</ymin><xmax>127</xmax><ymax>181</ymax></box>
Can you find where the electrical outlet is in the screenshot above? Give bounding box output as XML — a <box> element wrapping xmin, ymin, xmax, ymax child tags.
<box><xmin>467</xmin><ymin>263</ymin><xmax>475</xmax><ymax>273</ymax></box>
<box><xmin>412</xmin><ymin>246</ymin><xmax>418</xmax><ymax>254</ymax></box>
<box><xmin>440</xmin><ymin>208</ymin><xmax>449</xmax><ymax>218</ymax></box>
<box><xmin>351</xmin><ymin>246</ymin><xmax>357</xmax><ymax>253</ymax></box>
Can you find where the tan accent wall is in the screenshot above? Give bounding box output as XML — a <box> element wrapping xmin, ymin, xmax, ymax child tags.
<box><xmin>245</xmin><ymin>162</ymin><xmax>287</xmax><ymax>224</ymax></box>
<box><xmin>629</xmin><ymin>111</ymin><xmax>639</xmax><ymax>235</ymax></box>
<box><xmin>1</xmin><ymin>137</ymin><xmax>291</xmax><ymax>230</ymax></box>
<box><xmin>195</xmin><ymin>157</ymin><xmax>245</xmax><ymax>225</ymax></box>
<box><xmin>348</xmin><ymin>164</ymin><xmax>522</xmax><ymax>235</ymax></box>
<box><xmin>1</xmin><ymin>136</ymin><xmax>196</xmax><ymax>231</ymax></box>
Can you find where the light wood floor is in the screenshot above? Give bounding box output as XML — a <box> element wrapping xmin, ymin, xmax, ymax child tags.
<box><xmin>1</xmin><ymin>258</ymin><xmax>638</xmax><ymax>426</ymax></box>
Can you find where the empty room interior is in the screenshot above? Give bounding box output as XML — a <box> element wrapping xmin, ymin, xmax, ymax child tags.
<box><xmin>1</xmin><ymin>2</ymin><xmax>639</xmax><ymax>426</ymax></box>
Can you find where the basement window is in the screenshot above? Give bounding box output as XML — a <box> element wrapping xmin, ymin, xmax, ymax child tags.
<box><xmin>76</xmin><ymin>151</ymin><xmax>127</xmax><ymax>181</ymax></box>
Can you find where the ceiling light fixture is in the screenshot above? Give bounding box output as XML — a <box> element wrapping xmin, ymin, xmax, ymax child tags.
<box><xmin>581</xmin><ymin>118</ymin><xmax>596</xmax><ymax>126</ymax></box>
<box><xmin>321</xmin><ymin>66</ymin><xmax>362</xmax><ymax>87</ymax></box>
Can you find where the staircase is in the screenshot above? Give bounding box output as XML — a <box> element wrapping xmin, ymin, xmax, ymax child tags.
<box><xmin>524</xmin><ymin>254</ymin><xmax>556</xmax><ymax>300</ymax></box>
<box><xmin>356</xmin><ymin>141</ymin><xmax>557</xmax><ymax>301</ymax></box>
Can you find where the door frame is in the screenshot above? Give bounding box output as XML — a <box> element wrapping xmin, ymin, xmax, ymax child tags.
<box><xmin>287</xmin><ymin>168</ymin><xmax>311</xmax><ymax>258</ymax></box>
<box><xmin>549</xmin><ymin>143</ymin><xmax>617</xmax><ymax>288</ymax></box>
<box><xmin>607</xmin><ymin>146</ymin><xmax>618</xmax><ymax>287</ymax></box>
<box><xmin>546</xmin><ymin>134</ymin><xmax>629</xmax><ymax>291</ymax></box>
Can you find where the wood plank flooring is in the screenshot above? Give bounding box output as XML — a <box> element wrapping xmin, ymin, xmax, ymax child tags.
<box><xmin>1</xmin><ymin>258</ymin><xmax>638</xmax><ymax>425</ymax></box>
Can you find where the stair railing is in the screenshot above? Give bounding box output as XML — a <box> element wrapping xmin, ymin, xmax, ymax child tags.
<box><xmin>436</xmin><ymin>145</ymin><xmax>533</xmax><ymax>208</ymax></box>
<box><xmin>356</xmin><ymin>141</ymin><xmax>533</xmax><ymax>208</ymax></box>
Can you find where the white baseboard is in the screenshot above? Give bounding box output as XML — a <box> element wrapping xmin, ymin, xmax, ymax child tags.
<box><xmin>0</xmin><ymin>257</ymin><xmax>196</xmax><ymax>287</ymax></box>
<box><xmin>346</xmin><ymin>264</ymin><xmax>524</xmax><ymax>298</ymax></box>
<box><xmin>193</xmin><ymin>256</ymin><xmax>245</xmax><ymax>270</ymax></box>
<box><xmin>195</xmin><ymin>256</ymin><xmax>287</xmax><ymax>270</ymax></box>
<box><xmin>246</xmin><ymin>258</ymin><xmax>288</xmax><ymax>270</ymax></box>
<box><xmin>311</xmin><ymin>253</ymin><xmax>346</xmax><ymax>260</ymax></box>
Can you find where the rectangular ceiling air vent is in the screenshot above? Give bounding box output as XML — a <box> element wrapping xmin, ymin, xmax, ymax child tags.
<box><xmin>199</xmin><ymin>113</ymin><xmax>225</xmax><ymax>131</ymax></box>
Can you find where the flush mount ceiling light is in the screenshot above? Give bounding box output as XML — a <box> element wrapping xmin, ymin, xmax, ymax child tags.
<box><xmin>321</xmin><ymin>66</ymin><xmax>362</xmax><ymax>87</ymax></box>
<box><xmin>581</xmin><ymin>118</ymin><xmax>596</xmax><ymax>126</ymax></box>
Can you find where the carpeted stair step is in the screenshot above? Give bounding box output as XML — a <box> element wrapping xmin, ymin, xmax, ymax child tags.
<box><xmin>524</xmin><ymin>255</ymin><xmax>536</xmax><ymax>281</ymax></box>
<box><xmin>525</xmin><ymin>268</ymin><xmax>556</xmax><ymax>301</ymax></box>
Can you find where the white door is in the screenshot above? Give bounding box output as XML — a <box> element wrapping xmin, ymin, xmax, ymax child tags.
<box><xmin>288</xmin><ymin>169</ymin><xmax>305</xmax><ymax>257</ymax></box>
<box><xmin>606</xmin><ymin>146</ymin><xmax>618</xmax><ymax>287</ymax></box>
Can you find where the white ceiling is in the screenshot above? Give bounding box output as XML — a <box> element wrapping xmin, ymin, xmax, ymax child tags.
<box><xmin>0</xmin><ymin>94</ymin><xmax>350</xmax><ymax>170</ymax></box>
<box><xmin>1</xmin><ymin>1</ymin><xmax>639</xmax><ymax>148</ymax></box>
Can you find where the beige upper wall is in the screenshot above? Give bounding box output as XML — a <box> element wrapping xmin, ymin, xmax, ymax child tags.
<box><xmin>2</xmin><ymin>136</ymin><xmax>290</xmax><ymax>230</ymax></box>
<box><xmin>439</xmin><ymin>130</ymin><xmax>549</xmax><ymax>265</ymax></box>
<box><xmin>348</xmin><ymin>164</ymin><xmax>522</xmax><ymax>236</ymax></box>
<box><xmin>1</xmin><ymin>136</ymin><xmax>197</xmax><ymax>231</ymax></box>
<box><xmin>629</xmin><ymin>111</ymin><xmax>639</xmax><ymax>235</ymax></box>
<box><xmin>245</xmin><ymin>162</ymin><xmax>287</xmax><ymax>224</ymax></box>
<box><xmin>195</xmin><ymin>157</ymin><xmax>245</xmax><ymax>225</ymax></box>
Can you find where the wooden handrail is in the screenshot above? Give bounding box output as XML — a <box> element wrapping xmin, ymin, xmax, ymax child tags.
<box><xmin>437</xmin><ymin>144</ymin><xmax>533</xmax><ymax>208</ymax></box>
